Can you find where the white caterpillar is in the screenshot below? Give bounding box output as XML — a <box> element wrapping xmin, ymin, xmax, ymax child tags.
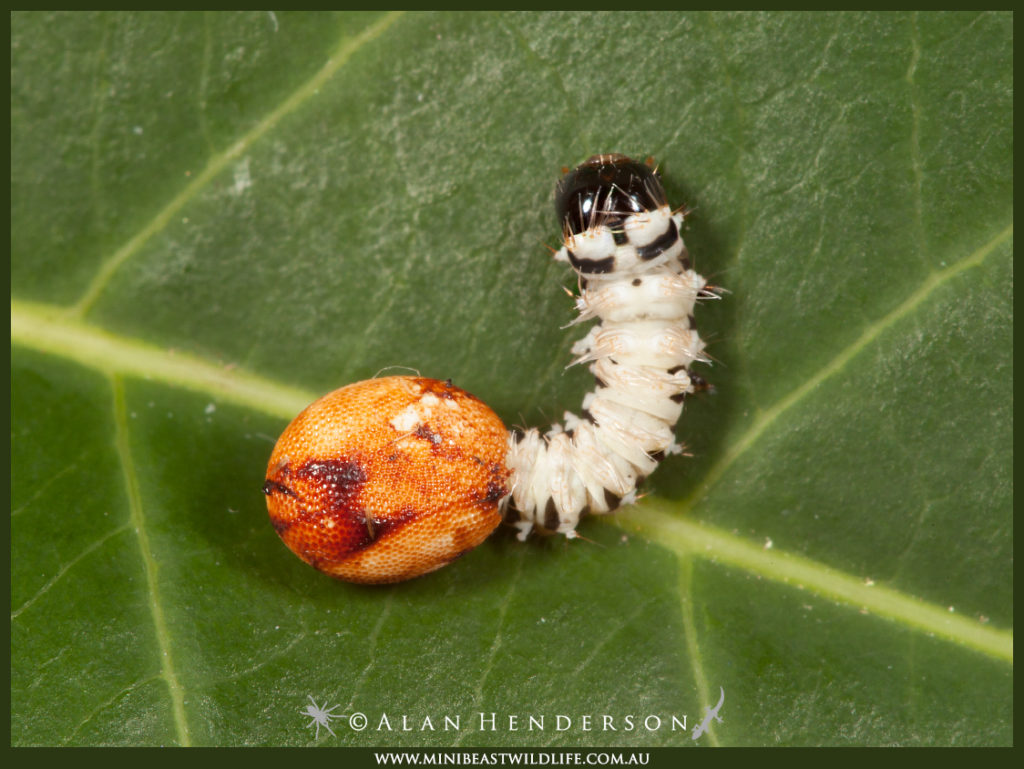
<box><xmin>503</xmin><ymin>154</ymin><xmax>715</xmax><ymax>540</ymax></box>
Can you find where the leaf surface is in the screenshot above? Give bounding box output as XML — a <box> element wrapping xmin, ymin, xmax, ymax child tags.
<box><xmin>11</xmin><ymin>11</ymin><xmax>1012</xmax><ymax>746</ymax></box>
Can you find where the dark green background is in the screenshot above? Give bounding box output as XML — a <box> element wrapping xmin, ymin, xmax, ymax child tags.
<box><xmin>11</xmin><ymin>12</ymin><xmax>1012</xmax><ymax>746</ymax></box>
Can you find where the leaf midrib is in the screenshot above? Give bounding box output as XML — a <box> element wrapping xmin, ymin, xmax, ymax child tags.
<box><xmin>12</xmin><ymin>11</ymin><xmax>1012</xmax><ymax>752</ymax></box>
<box><xmin>11</xmin><ymin>12</ymin><xmax>1012</xmax><ymax>706</ymax></box>
<box><xmin>612</xmin><ymin>504</ymin><xmax>1012</xmax><ymax>662</ymax></box>
<box><xmin>11</xmin><ymin>217</ymin><xmax>1014</xmax><ymax>665</ymax></box>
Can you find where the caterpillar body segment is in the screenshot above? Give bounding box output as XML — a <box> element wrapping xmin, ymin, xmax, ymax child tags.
<box><xmin>503</xmin><ymin>154</ymin><xmax>712</xmax><ymax>540</ymax></box>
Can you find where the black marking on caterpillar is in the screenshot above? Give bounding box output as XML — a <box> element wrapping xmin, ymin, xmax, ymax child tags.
<box><xmin>502</xmin><ymin>154</ymin><xmax>716</xmax><ymax>540</ymax></box>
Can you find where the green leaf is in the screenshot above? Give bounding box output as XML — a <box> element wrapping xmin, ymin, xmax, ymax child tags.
<box><xmin>11</xmin><ymin>11</ymin><xmax>1011</xmax><ymax>746</ymax></box>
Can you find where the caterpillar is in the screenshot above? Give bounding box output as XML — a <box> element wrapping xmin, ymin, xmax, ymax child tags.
<box><xmin>502</xmin><ymin>153</ymin><xmax>713</xmax><ymax>541</ymax></box>
<box><xmin>263</xmin><ymin>153</ymin><xmax>715</xmax><ymax>583</ymax></box>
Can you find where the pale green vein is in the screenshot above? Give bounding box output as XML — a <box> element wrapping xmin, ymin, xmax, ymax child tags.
<box><xmin>454</xmin><ymin>551</ymin><xmax>523</xmax><ymax>747</ymax></box>
<box><xmin>62</xmin><ymin>673</ymin><xmax>163</xmax><ymax>746</ymax></box>
<box><xmin>905</xmin><ymin>13</ymin><xmax>925</xmax><ymax>254</ymax></box>
<box><xmin>69</xmin><ymin>11</ymin><xmax>405</xmax><ymax>318</ymax></box>
<box><xmin>111</xmin><ymin>377</ymin><xmax>190</xmax><ymax>746</ymax></box>
<box><xmin>705</xmin><ymin>11</ymin><xmax>750</xmax><ymax>263</ymax></box>
<box><xmin>220</xmin><ymin>629</ymin><xmax>310</xmax><ymax>684</ymax></box>
<box><xmin>87</xmin><ymin>19</ymin><xmax>111</xmax><ymax>233</ymax></box>
<box><xmin>12</xmin><ymin>224</ymin><xmax>1013</xmax><ymax>669</ymax></box>
<box><xmin>614</xmin><ymin>502</ymin><xmax>1012</xmax><ymax>663</ymax></box>
<box><xmin>677</xmin><ymin>223</ymin><xmax>1013</xmax><ymax>511</ymax></box>
<box><xmin>11</xmin><ymin>448</ymin><xmax>91</xmax><ymax>517</ymax></box>
<box><xmin>11</xmin><ymin>523</ymin><xmax>130</xmax><ymax>620</ymax></box>
<box><xmin>343</xmin><ymin>595</ymin><xmax>393</xmax><ymax>713</ymax></box>
<box><xmin>196</xmin><ymin>12</ymin><xmax>215</xmax><ymax>156</ymax></box>
<box><xmin>496</xmin><ymin>14</ymin><xmax>586</xmax><ymax>150</ymax></box>
<box><xmin>531</xmin><ymin>596</ymin><xmax>658</xmax><ymax>747</ymax></box>
<box><xmin>12</xmin><ymin>299</ymin><xmax>316</xmax><ymax>420</ymax></box>
<box><xmin>678</xmin><ymin>556</ymin><xmax>719</xmax><ymax>747</ymax></box>
<box><xmin>571</xmin><ymin>598</ymin><xmax>653</xmax><ymax>678</ymax></box>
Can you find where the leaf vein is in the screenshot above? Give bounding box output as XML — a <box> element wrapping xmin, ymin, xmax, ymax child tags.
<box><xmin>61</xmin><ymin>673</ymin><xmax>163</xmax><ymax>746</ymax></box>
<box><xmin>70</xmin><ymin>11</ymin><xmax>405</xmax><ymax>319</ymax></box>
<box><xmin>112</xmin><ymin>376</ymin><xmax>191</xmax><ymax>745</ymax></box>
<box><xmin>678</xmin><ymin>555</ymin><xmax>721</xmax><ymax>746</ymax></box>
<box><xmin>11</xmin><ymin>522</ymin><xmax>131</xmax><ymax>621</ymax></box>
<box><xmin>614</xmin><ymin>504</ymin><xmax>1012</xmax><ymax>662</ymax></box>
<box><xmin>905</xmin><ymin>13</ymin><xmax>925</xmax><ymax>257</ymax></box>
<box><xmin>704</xmin><ymin>12</ymin><xmax>750</xmax><ymax>265</ymax></box>
<box><xmin>570</xmin><ymin>598</ymin><xmax>654</xmax><ymax>679</ymax></box>
<box><xmin>454</xmin><ymin>551</ymin><xmax>523</xmax><ymax>747</ymax></box>
<box><xmin>343</xmin><ymin>595</ymin><xmax>393</xmax><ymax>713</ymax></box>
<box><xmin>10</xmin><ymin>224</ymin><xmax>1012</xmax><ymax>670</ymax></box>
<box><xmin>675</xmin><ymin>222</ymin><xmax>1012</xmax><ymax>513</ymax></box>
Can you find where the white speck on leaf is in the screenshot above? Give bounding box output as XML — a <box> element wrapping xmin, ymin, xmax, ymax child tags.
<box><xmin>231</xmin><ymin>157</ymin><xmax>252</xmax><ymax>195</ymax></box>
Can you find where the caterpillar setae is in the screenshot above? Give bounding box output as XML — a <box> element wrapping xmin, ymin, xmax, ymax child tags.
<box><xmin>502</xmin><ymin>153</ymin><xmax>714</xmax><ymax>541</ymax></box>
<box><xmin>264</xmin><ymin>153</ymin><xmax>715</xmax><ymax>583</ymax></box>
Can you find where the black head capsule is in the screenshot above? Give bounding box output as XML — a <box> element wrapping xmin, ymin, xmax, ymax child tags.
<box><xmin>555</xmin><ymin>154</ymin><xmax>668</xmax><ymax>237</ymax></box>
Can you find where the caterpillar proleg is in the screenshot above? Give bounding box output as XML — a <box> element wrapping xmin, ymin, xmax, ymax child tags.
<box><xmin>264</xmin><ymin>152</ymin><xmax>716</xmax><ymax>583</ymax></box>
<box><xmin>503</xmin><ymin>154</ymin><xmax>714</xmax><ymax>541</ymax></box>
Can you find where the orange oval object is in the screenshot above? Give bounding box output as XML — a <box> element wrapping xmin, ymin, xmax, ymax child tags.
<box><xmin>263</xmin><ymin>376</ymin><xmax>509</xmax><ymax>584</ymax></box>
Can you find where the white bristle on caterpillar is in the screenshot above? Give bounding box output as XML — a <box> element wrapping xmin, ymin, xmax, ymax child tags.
<box><xmin>503</xmin><ymin>153</ymin><xmax>715</xmax><ymax>540</ymax></box>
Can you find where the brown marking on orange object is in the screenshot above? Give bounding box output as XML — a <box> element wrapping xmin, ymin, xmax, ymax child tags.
<box><xmin>264</xmin><ymin>376</ymin><xmax>509</xmax><ymax>584</ymax></box>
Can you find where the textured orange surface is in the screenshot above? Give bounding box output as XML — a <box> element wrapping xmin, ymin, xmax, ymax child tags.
<box><xmin>264</xmin><ymin>376</ymin><xmax>509</xmax><ymax>584</ymax></box>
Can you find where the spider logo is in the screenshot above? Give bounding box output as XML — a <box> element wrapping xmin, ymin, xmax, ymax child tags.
<box><xmin>300</xmin><ymin>695</ymin><xmax>342</xmax><ymax>739</ymax></box>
